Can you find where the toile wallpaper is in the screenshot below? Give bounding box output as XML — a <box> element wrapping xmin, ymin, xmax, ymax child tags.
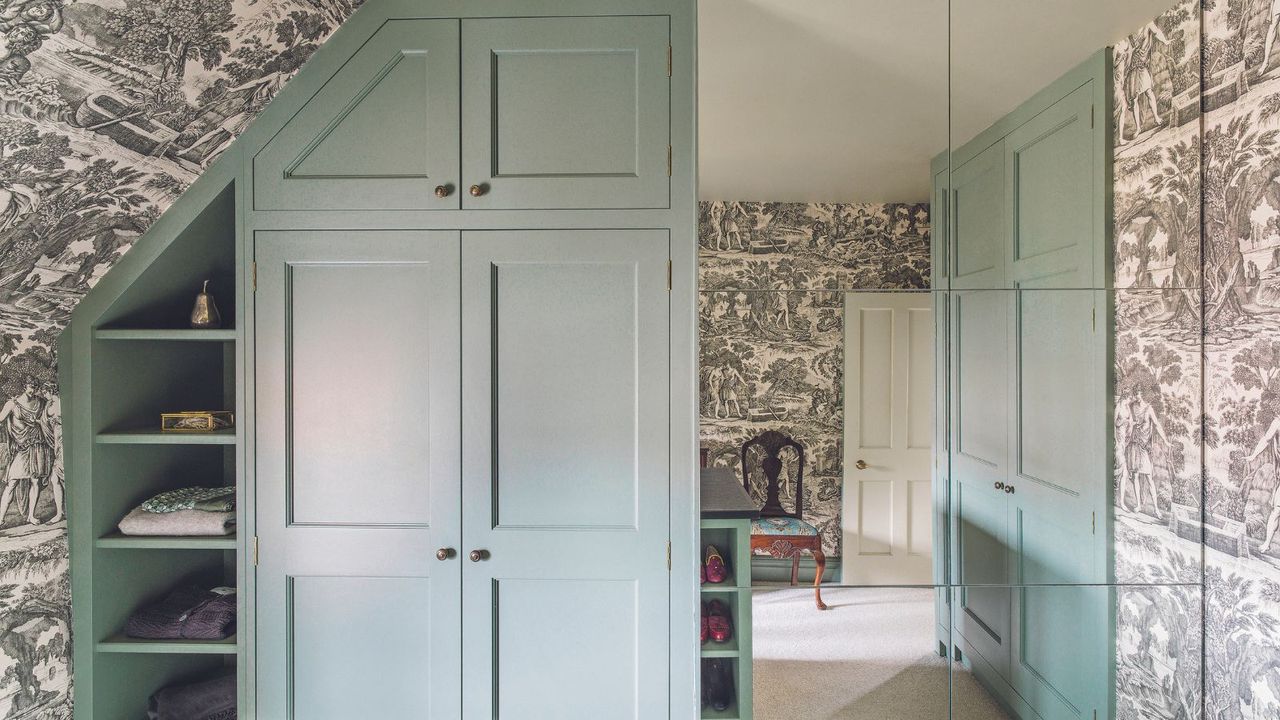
<box><xmin>0</xmin><ymin>1</ymin><xmax>361</xmax><ymax>717</ymax></box>
<box><xmin>697</xmin><ymin>202</ymin><xmax>931</xmax><ymax>557</ymax></box>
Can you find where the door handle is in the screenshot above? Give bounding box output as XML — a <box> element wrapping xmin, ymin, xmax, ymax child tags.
<box><xmin>436</xmin><ymin>548</ymin><xmax>456</xmax><ymax>561</ymax></box>
<box><xmin>994</xmin><ymin>481</ymin><xmax>1005</xmax><ymax>490</ymax></box>
<box><xmin>1004</xmin><ymin>485</ymin><xmax>1015</xmax><ymax>495</ymax></box>
<box><xmin>469</xmin><ymin>184</ymin><xmax>488</xmax><ymax>197</ymax></box>
<box><xmin>855</xmin><ymin>459</ymin><xmax>868</xmax><ymax>470</ymax></box>
<box><xmin>434</xmin><ymin>185</ymin><xmax>452</xmax><ymax>198</ymax></box>
<box><xmin>469</xmin><ymin>549</ymin><xmax>490</xmax><ymax>562</ymax></box>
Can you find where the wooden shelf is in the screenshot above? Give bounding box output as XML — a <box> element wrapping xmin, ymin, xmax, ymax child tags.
<box><xmin>96</xmin><ymin>634</ymin><xmax>237</xmax><ymax>655</ymax></box>
<box><xmin>95</xmin><ymin>328</ymin><xmax>236</xmax><ymax>341</ymax></box>
<box><xmin>96</xmin><ymin>428</ymin><xmax>236</xmax><ymax>445</ymax></box>
<box><xmin>96</xmin><ymin>533</ymin><xmax>236</xmax><ymax>550</ymax></box>
<box><xmin>701</xmin><ymin>700</ymin><xmax>741</xmax><ymax>720</ymax></box>
<box><xmin>701</xmin><ymin>637</ymin><xmax>739</xmax><ymax>658</ymax></box>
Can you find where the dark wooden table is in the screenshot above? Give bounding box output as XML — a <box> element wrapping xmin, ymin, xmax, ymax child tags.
<box><xmin>700</xmin><ymin>467</ymin><xmax>760</xmax><ymax>520</ymax></box>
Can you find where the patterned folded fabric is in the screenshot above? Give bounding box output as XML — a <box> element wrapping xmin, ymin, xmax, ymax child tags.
<box><xmin>148</xmin><ymin>673</ymin><xmax>236</xmax><ymax>720</ymax></box>
<box><xmin>125</xmin><ymin>585</ymin><xmax>237</xmax><ymax>640</ymax></box>
<box><xmin>118</xmin><ymin>507</ymin><xmax>235</xmax><ymax>536</ymax></box>
<box><xmin>142</xmin><ymin>486</ymin><xmax>235</xmax><ymax>513</ymax></box>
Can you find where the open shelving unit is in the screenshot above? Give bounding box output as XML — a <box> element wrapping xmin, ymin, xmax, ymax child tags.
<box><xmin>701</xmin><ymin>518</ymin><xmax>753</xmax><ymax>720</ymax></box>
<box><xmin>64</xmin><ymin>172</ymin><xmax>246</xmax><ymax>720</ymax></box>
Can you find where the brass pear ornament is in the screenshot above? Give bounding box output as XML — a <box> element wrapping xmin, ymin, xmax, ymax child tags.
<box><xmin>190</xmin><ymin>280</ymin><xmax>222</xmax><ymax>329</ymax></box>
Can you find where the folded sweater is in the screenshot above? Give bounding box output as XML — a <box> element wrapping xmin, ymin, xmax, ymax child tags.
<box><xmin>125</xmin><ymin>585</ymin><xmax>237</xmax><ymax>640</ymax></box>
<box><xmin>118</xmin><ymin>507</ymin><xmax>235</xmax><ymax>536</ymax></box>
<box><xmin>148</xmin><ymin>673</ymin><xmax>236</xmax><ymax>720</ymax></box>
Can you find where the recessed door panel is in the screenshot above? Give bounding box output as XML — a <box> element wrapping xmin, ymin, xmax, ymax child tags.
<box><xmin>1006</xmin><ymin>84</ymin><xmax>1096</xmax><ymax>287</ymax></box>
<box><xmin>495</xmin><ymin>579</ymin><xmax>639</xmax><ymax>718</ymax></box>
<box><xmin>253</xmin><ymin>20</ymin><xmax>461</xmax><ymax>211</ymax></box>
<box><xmin>953</xmin><ymin>291</ymin><xmax>1006</xmax><ymax>468</ymax></box>
<box><xmin>462</xmin><ymin>17</ymin><xmax>670</xmax><ymax>209</ymax></box>
<box><xmin>950</xmin><ymin>141</ymin><xmax>1006</xmax><ymax>288</ymax></box>
<box><xmin>288</xmin><ymin>262</ymin><xmax>433</xmax><ymax>526</ymax></box>
<box><xmin>292</xmin><ymin>576</ymin><xmax>432</xmax><ymax>719</ymax></box>
<box><xmin>1011</xmin><ymin>585</ymin><xmax>1107</xmax><ymax>720</ymax></box>
<box><xmin>256</xmin><ymin>231</ymin><xmax>462</xmax><ymax>720</ymax></box>
<box><xmin>461</xmin><ymin>230</ymin><xmax>669</xmax><ymax>720</ymax></box>
<box><xmin>494</xmin><ymin>262</ymin><xmax>638</xmax><ymax>529</ymax></box>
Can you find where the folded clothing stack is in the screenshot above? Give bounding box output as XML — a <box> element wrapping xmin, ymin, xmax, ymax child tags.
<box><xmin>118</xmin><ymin>486</ymin><xmax>235</xmax><ymax>537</ymax></box>
<box><xmin>125</xmin><ymin>584</ymin><xmax>237</xmax><ymax>640</ymax></box>
<box><xmin>148</xmin><ymin>673</ymin><xmax>236</xmax><ymax>720</ymax></box>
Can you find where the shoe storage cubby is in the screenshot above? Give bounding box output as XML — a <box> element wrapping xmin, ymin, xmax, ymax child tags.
<box><xmin>701</xmin><ymin>518</ymin><xmax>752</xmax><ymax>719</ymax></box>
<box><xmin>66</xmin><ymin>174</ymin><xmax>244</xmax><ymax>719</ymax></box>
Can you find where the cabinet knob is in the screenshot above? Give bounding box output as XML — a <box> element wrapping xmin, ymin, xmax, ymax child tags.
<box><xmin>469</xmin><ymin>549</ymin><xmax>490</xmax><ymax>562</ymax></box>
<box><xmin>854</xmin><ymin>459</ymin><xmax>868</xmax><ymax>470</ymax></box>
<box><xmin>436</xmin><ymin>547</ymin><xmax>455</xmax><ymax>561</ymax></box>
<box><xmin>434</xmin><ymin>185</ymin><xmax>451</xmax><ymax>199</ymax></box>
<box><xmin>1005</xmin><ymin>485</ymin><xmax>1015</xmax><ymax>495</ymax></box>
<box><xmin>469</xmin><ymin>184</ymin><xmax>487</xmax><ymax>197</ymax></box>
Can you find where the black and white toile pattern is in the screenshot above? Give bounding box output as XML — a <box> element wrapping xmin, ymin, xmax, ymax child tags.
<box><xmin>0</xmin><ymin>2</ymin><xmax>361</xmax><ymax>717</ymax></box>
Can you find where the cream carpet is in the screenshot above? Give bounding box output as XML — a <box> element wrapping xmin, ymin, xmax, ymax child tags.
<box><xmin>752</xmin><ymin>586</ymin><xmax>1012</xmax><ymax>720</ymax></box>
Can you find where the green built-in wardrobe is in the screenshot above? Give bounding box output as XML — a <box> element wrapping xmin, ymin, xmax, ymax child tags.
<box><xmin>63</xmin><ymin>2</ymin><xmax>699</xmax><ymax>718</ymax></box>
<box><xmin>933</xmin><ymin>51</ymin><xmax>1114</xmax><ymax>720</ymax></box>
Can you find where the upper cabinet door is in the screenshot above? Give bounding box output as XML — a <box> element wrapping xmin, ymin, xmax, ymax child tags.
<box><xmin>1004</xmin><ymin>83</ymin><xmax>1096</xmax><ymax>289</ymax></box>
<box><xmin>949</xmin><ymin>140</ymin><xmax>1006</xmax><ymax>289</ymax></box>
<box><xmin>461</xmin><ymin>17</ymin><xmax>671</xmax><ymax>210</ymax></box>
<box><xmin>253</xmin><ymin>20</ymin><xmax>461</xmax><ymax>211</ymax></box>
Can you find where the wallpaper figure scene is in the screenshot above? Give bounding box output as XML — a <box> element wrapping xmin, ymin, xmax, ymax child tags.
<box><xmin>0</xmin><ymin>1</ymin><xmax>361</xmax><ymax>717</ymax></box>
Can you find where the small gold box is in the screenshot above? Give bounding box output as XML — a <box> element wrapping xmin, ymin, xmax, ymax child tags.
<box><xmin>161</xmin><ymin>410</ymin><xmax>235</xmax><ymax>433</ymax></box>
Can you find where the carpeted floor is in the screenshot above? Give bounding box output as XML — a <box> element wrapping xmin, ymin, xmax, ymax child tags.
<box><xmin>752</xmin><ymin>586</ymin><xmax>1012</xmax><ymax>720</ymax></box>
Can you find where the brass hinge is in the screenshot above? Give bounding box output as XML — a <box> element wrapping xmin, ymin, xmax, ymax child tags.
<box><xmin>1090</xmin><ymin>105</ymin><xmax>1095</xmax><ymax>129</ymax></box>
<box><xmin>666</xmin><ymin>260</ymin><xmax>672</xmax><ymax>291</ymax></box>
<box><xmin>252</xmin><ymin>262</ymin><xmax>257</xmax><ymax>293</ymax></box>
<box><xmin>252</xmin><ymin>536</ymin><xmax>259</xmax><ymax>566</ymax></box>
<box><xmin>666</xmin><ymin>540</ymin><xmax>672</xmax><ymax>570</ymax></box>
<box><xmin>1092</xmin><ymin>512</ymin><xmax>1096</xmax><ymax>535</ymax></box>
<box><xmin>666</xmin><ymin>45</ymin><xmax>672</xmax><ymax>77</ymax></box>
<box><xmin>1092</xmin><ymin>307</ymin><xmax>1096</xmax><ymax>331</ymax></box>
<box><xmin>667</xmin><ymin>145</ymin><xmax>672</xmax><ymax>176</ymax></box>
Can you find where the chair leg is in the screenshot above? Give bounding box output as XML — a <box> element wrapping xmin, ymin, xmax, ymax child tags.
<box><xmin>811</xmin><ymin>547</ymin><xmax>829</xmax><ymax>610</ymax></box>
<box><xmin>790</xmin><ymin>556</ymin><xmax>799</xmax><ymax>586</ymax></box>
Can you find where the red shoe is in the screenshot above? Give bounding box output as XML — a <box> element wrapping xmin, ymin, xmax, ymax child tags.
<box><xmin>706</xmin><ymin>599</ymin><xmax>733</xmax><ymax>643</ymax></box>
<box><xmin>701</xmin><ymin>602</ymin><xmax>709</xmax><ymax>644</ymax></box>
<box><xmin>704</xmin><ymin>545</ymin><xmax>728</xmax><ymax>584</ymax></box>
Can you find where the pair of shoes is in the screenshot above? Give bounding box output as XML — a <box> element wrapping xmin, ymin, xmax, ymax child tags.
<box><xmin>700</xmin><ymin>599</ymin><xmax>733</xmax><ymax>643</ymax></box>
<box><xmin>703</xmin><ymin>545</ymin><xmax>728</xmax><ymax>584</ymax></box>
<box><xmin>701</xmin><ymin>658</ymin><xmax>734</xmax><ymax>711</ymax></box>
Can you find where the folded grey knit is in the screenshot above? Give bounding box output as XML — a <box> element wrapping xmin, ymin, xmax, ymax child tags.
<box><xmin>148</xmin><ymin>673</ymin><xmax>236</xmax><ymax>720</ymax></box>
<box><xmin>118</xmin><ymin>507</ymin><xmax>235</xmax><ymax>536</ymax></box>
<box><xmin>125</xmin><ymin>585</ymin><xmax>237</xmax><ymax>640</ymax></box>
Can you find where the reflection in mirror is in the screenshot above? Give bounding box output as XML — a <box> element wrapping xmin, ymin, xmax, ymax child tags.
<box><xmin>697</xmin><ymin>0</ymin><xmax>949</xmax><ymax>716</ymax></box>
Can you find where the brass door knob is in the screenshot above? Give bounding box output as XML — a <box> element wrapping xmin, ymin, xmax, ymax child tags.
<box><xmin>436</xmin><ymin>548</ymin><xmax>455</xmax><ymax>561</ymax></box>
<box><xmin>855</xmin><ymin>459</ymin><xmax>868</xmax><ymax>470</ymax></box>
<box><xmin>469</xmin><ymin>184</ymin><xmax>486</xmax><ymax>197</ymax></box>
<box><xmin>434</xmin><ymin>185</ymin><xmax>451</xmax><ymax>198</ymax></box>
<box><xmin>1005</xmin><ymin>485</ymin><xmax>1015</xmax><ymax>495</ymax></box>
<box><xmin>995</xmin><ymin>481</ymin><xmax>1005</xmax><ymax>490</ymax></box>
<box><xmin>469</xmin><ymin>549</ymin><xmax>490</xmax><ymax>562</ymax></box>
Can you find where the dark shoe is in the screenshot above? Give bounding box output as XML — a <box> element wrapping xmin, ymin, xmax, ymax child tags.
<box><xmin>703</xmin><ymin>658</ymin><xmax>734</xmax><ymax>711</ymax></box>
<box><xmin>704</xmin><ymin>545</ymin><xmax>728</xmax><ymax>584</ymax></box>
<box><xmin>705</xmin><ymin>599</ymin><xmax>733</xmax><ymax>643</ymax></box>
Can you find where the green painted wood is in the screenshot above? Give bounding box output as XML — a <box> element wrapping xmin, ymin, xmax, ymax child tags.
<box><xmin>461</xmin><ymin>16</ymin><xmax>671</xmax><ymax>210</ymax></box>
<box><xmin>253</xmin><ymin>19</ymin><xmax>461</xmax><ymax>211</ymax></box>
<box><xmin>95</xmin><ymin>428</ymin><xmax>236</xmax><ymax>445</ymax></box>
<box><xmin>254</xmin><ymin>230</ymin><xmax>462</xmax><ymax>720</ymax></box>
<box><xmin>1004</xmin><ymin>83</ymin><xmax>1096</xmax><ymax>288</ymax></box>
<box><xmin>96</xmin><ymin>635</ymin><xmax>238</xmax><ymax>655</ymax></box>
<box><xmin>95</xmin><ymin>533</ymin><xmax>237</xmax><ymax>550</ymax></box>
<box><xmin>700</xmin><ymin>518</ymin><xmax>752</xmax><ymax>720</ymax></box>
<box><xmin>949</xmin><ymin>141</ymin><xmax>1006</xmax><ymax>289</ymax></box>
<box><xmin>461</xmin><ymin>230</ymin><xmax>670</xmax><ymax>719</ymax></box>
<box><xmin>94</xmin><ymin>329</ymin><xmax>237</xmax><ymax>341</ymax></box>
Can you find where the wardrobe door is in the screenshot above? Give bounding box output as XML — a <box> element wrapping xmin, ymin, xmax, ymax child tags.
<box><xmin>255</xmin><ymin>231</ymin><xmax>461</xmax><ymax>719</ymax></box>
<box><xmin>252</xmin><ymin>20</ymin><xmax>461</xmax><ymax>211</ymax></box>
<box><xmin>461</xmin><ymin>231</ymin><xmax>670</xmax><ymax>719</ymax></box>
<box><xmin>461</xmin><ymin>17</ymin><xmax>671</xmax><ymax>210</ymax></box>
<box><xmin>949</xmin><ymin>140</ymin><xmax>1006</xmax><ymax>289</ymax></box>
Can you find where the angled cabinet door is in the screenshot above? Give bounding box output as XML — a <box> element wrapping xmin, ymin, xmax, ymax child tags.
<box><xmin>253</xmin><ymin>20</ymin><xmax>461</xmax><ymax>211</ymax></box>
<box><xmin>461</xmin><ymin>17</ymin><xmax>671</xmax><ymax>210</ymax></box>
<box><xmin>255</xmin><ymin>231</ymin><xmax>462</xmax><ymax>719</ymax></box>
<box><xmin>1004</xmin><ymin>83</ymin><xmax>1097</xmax><ymax>288</ymax></box>
<box><xmin>460</xmin><ymin>230</ymin><xmax>670</xmax><ymax>719</ymax></box>
<box><xmin>949</xmin><ymin>140</ymin><xmax>1006</xmax><ymax>289</ymax></box>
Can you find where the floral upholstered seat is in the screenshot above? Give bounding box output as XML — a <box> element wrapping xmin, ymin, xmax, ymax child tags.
<box><xmin>751</xmin><ymin>516</ymin><xmax>819</xmax><ymax>536</ymax></box>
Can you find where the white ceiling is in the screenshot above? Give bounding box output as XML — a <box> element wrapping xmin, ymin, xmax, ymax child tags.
<box><xmin>698</xmin><ymin>0</ymin><xmax>1184</xmax><ymax>203</ymax></box>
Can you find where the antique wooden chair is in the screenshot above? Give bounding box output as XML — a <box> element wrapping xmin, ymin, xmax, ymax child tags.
<box><xmin>742</xmin><ymin>430</ymin><xmax>827</xmax><ymax>610</ymax></box>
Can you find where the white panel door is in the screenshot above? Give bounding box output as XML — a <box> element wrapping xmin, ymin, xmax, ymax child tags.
<box><xmin>842</xmin><ymin>292</ymin><xmax>934</xmax><ymax>585</ymax></box>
